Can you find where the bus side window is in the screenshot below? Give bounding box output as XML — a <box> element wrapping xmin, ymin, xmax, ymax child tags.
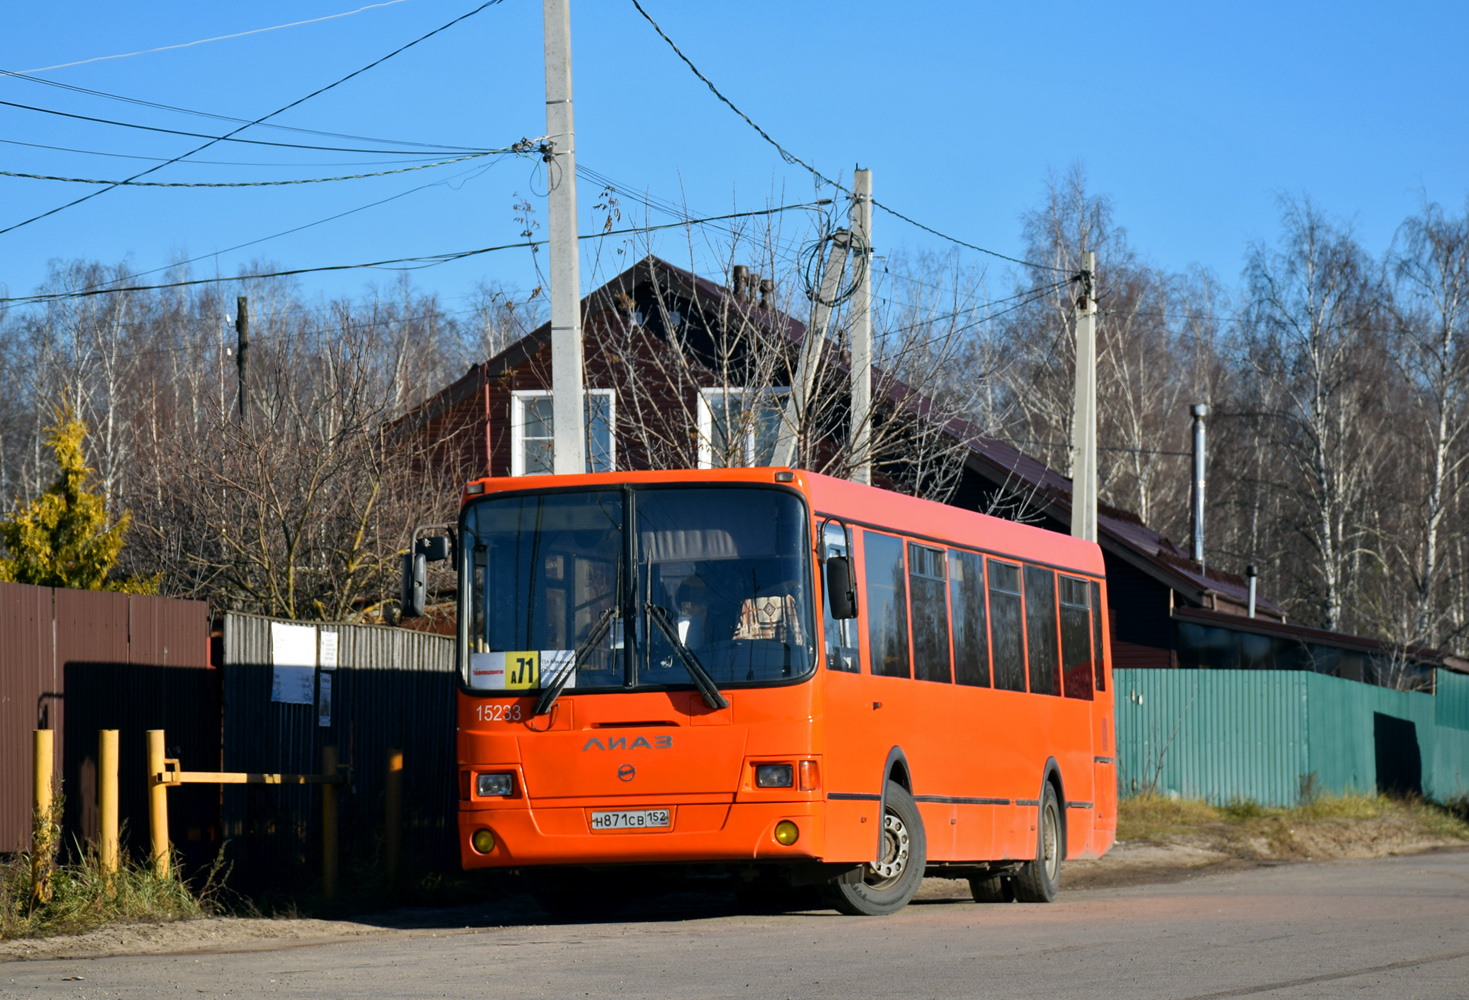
<box><xmin>1060</xmin><ymin>576</ymin><xmax>1094</xmax><ymax>700</ymax></box>
<box><xmin>949</xmin><ymin>550</ymin><xmax>990</xmax><ymax>687</ymax></box>
<box><xmin>1091</xmin><ymin>580</ymin><xmax>1107</xmax><ymax>691</ymax></box>
<box><xmin>823</xmin><ymin>523</ymin><xmax>859</xmax><ymax>672</ymax></box>
<box><xmin>908</xmin><ymin>542</ymin><xmax>952</xmax><ymax>683</ymax></box>
<box><xmin>987</xmin><ymin>559</ymin><xmax>1026</xmax><ymax>691</ymax></box>
<box><xmin>1024</xmin><ymin>565</ymin><xmax>1059</xmax><ymax>696</ymax></box>
<box><xmin>864</xmin><ymin>531</ymin><xmax>911</xmax><ymax>678</ymax></box>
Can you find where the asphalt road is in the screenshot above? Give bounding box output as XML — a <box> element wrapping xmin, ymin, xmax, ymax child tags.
<box><xmin>6</xmin><ymin>851</ymin><xmax>1469</xmax><ymax>999</ymax></box>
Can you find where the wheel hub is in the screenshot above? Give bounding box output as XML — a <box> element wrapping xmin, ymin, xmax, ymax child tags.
<box><xmin>869</xmin><ymin>813</ymin><xmax>911</xmax><ymax>881</ymax></box>
<box><xmin>1042</xmin><ymin>801</ymin><xmax>1059</xmax><ymax>880</ymax></box>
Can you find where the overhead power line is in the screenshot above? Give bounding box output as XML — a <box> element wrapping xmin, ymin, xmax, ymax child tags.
<box><xmin>1</xmin><ymin>67</ymin><xmax>488</xmax><ymax>153</ymax></box>
<box><xmin>0</xmin><ymin>99</ymin><xmax>496</xmax><ymax>155</ymax></box>
<box><xmin>627</xmin><ymin>0</ymin><xmax>1066</xmax><ymax>275</ymax></box>
<box><xmin>0</xmin><ymin>147</ymin><xmax>535</xmax><ymax>188</ymax></box>
<box><xmin>0</xmin><ymin>200</ymin><xmax>828</xmax><ymax>306</ymax></box>
<box><xmin>884</xmin><ymin>277</ymin><xmax>1076</xmax><ymax>338</ymax></box>
<box><xmin>19</xmin><ymin>156</ymin><xmax>508</xmax><ymax>303</ymax></box>
<box><xmin>20</xmin><ymin>1</ymin><xmax>416</xmax><ymax>73</ymax></box>
<box><xmin>0</xmin><ymin>0</ymin><xmax>506</xmax><ymax>238</ymax></box>
<box><xmin>0</xmin><ymin>99</ymin><xmax>499</xmax><ymax>156</ymax></box>
<box><xmin>0</xmin><ymin>135</ymin><xmax>461</xmax><ymax>166</ymax></box>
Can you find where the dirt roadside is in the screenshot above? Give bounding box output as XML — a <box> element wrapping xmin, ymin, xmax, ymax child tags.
<box><xmin>5</xmin><ymin>803</ymin><xmax>1465</xmax><ymax>964</ymax></box>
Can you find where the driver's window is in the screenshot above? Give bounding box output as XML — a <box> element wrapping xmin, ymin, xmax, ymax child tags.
<box><xmin>823</xmin><ymin>522</ymin><xmax>859</xmax><ymax>672</ymax></box>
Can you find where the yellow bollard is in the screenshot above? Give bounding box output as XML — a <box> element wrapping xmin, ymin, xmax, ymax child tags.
<box><xmin>32</xmin><ymin>728</ymin><xmax>55</xmax><ymax>904</ymax></box>
<box><xmin>385</xmin><ymin>748</ymin><xmax>403</xmax><ymax>892</ymax></box>
<box><xmin>322</xmin><ymin>745</ymin><xmax>339</xmax><ymax>900</ymax></box>
<box><xmin>146</xmin><ymin>729</ymin><xmax>170</xmax><ymax>879</ymax></box>
<box><xmin>99</xmin><ymin>729</ymin><xmax>119</xmax><ymax>877</ymax></box>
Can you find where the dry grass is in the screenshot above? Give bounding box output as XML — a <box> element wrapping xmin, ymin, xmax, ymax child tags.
<box><xmin>1118</xmin><ymin>793</ymin><xmax>1469</xmax><ymax>862</ymax></box>
<box><xmin>1</xmin><ymin>809</ymin><xmax>227</xmax><ymax>941</ymax></box>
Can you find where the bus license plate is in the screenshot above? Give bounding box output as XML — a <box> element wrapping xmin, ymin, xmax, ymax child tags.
<box><xmin>590</xmin><ymin>809</ymin><xmax>671</xmax><ymax>831</ymax></box>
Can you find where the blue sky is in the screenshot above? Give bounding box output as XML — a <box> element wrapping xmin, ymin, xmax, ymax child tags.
<box><xmin>1</xmin><ymin>1</ymin><xmax>1463</xmax><ymax>316</ymax></box>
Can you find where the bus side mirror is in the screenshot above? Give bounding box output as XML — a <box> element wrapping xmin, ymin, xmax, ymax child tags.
<box><xmin>401</xmin><ymin>551</ymin><xmax>427</xmax><ymax>619</ymax></box>
<box><xmin>826</xmin><ymin>556</ymin><xmax>858</xmax><ymax>620</ymax></box>
<box><xmin>417</xmin><ymin>534</ymin><xmax>452</xmax><ymax>562</ymax></box>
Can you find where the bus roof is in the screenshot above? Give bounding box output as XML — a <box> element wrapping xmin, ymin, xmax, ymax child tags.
<box><xmin>462</xmin><ymin>467</ymin><xmax>1104</xmax><ymax>578</ymax></box>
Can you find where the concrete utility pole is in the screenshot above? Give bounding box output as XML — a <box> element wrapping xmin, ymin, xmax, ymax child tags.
<box><xmin>771</xmin><ymin>231</ymin><xmax>851</xmax><ymax>468</ymax></box>
<box><xmin>235</xmin><ymin>296</ymin><xmax>249</xmax><ymax>421</ymax></box>
<box><xmin>849</xmin><ymin>168</ymin><xmax>873</xmax><ymax>485</ymax></box>
<box><xmin>1191</xmin><ymin>403</ymin><xmax>1209</xmax><ymax>568</ymax></box>
<box><xmin>543</xmin><ymin>0</ymin><xmax>586</xmax><ymax>475</ymax></box>
<box><xmin>1070</xmin><ymin>251</ymin><xmax>1098</xmax><ymax>543</ymax></box>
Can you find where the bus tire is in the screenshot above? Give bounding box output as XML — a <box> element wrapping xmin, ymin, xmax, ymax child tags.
<box><xmin>1013</xmin><ymin>783</ymin><xmax>1061</xmax><ymax>903</ymax></box>
<box><xmin>820</xmin><ymin>780</ymin><xmax>927</xmax><ymax>916</ymax></box>
<box><xmin>969</xmin><ymin>874</ymin><xmax>1014</xmax><ymax>903</ymax></box>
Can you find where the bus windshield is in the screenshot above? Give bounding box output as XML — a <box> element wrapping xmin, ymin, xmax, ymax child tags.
<box><xmin>461</xmin><ymin>486</ymin><xmax>815</xmax><ymax>693</ymax></box>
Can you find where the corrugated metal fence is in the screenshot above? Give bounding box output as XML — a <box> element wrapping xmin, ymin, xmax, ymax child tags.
<box><xmin>1116</xmin><ymin>668</ymin><xmax>1469</xmax><ymax>806</ymax></box>
<box><xmin>221</xmin><ymin>613</ymin><xmax>456</xmax><ymax>893</ymax></box>
<box><xmin>0</xmin><ymin>582</ymin><xmax>213</xmax><ymax>865</ymax></box>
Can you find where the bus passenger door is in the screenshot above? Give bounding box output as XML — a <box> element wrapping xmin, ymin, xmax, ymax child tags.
<box><xmin>820</xmin><ymin>522</ymin><xmax>885</xmax><ymax>863</ymax></box>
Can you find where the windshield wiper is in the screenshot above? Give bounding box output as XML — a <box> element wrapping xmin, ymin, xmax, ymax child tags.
<box><xmin>645</xmin><ymin>603</ymin><xmax>730</xmax><ymax>710</ymax></box>
<box><xmin>533</xmin><ymin>606</ymin><xmax>617</xmax><ymax>717</ymax></box>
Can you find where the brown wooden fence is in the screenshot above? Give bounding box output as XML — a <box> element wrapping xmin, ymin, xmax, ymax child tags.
<box><xmin>0</xmin><ymin>583</ymin><xmax>213</xmax><ymax>871</ymax></box>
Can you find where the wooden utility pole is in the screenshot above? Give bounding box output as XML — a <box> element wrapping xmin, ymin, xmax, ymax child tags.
<box><xmin>235</xmin><ymin>296</ymin><xmax>249</xmax><ymax>421</ymax></box>
<box><xmin>543</xmin><ymin>0</ymin><xmax>586</xmax><ymax>475</ymax></box>
<box><xmin>772</xmin><ymin>231</ymin><xmax>851</xmax><ymax>468</ymax></box>
<box><xmin>849</xmin><ymin>168</ymin><xmax>873</xmax><ymax>485</ymax></box>
<box><xmin>1071</xmin><ymin>251</ymin><xmax>1098</xmax><ymax>543</ymax></box>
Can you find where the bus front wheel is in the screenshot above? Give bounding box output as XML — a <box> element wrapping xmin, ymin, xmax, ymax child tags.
<box><xmin>1013</xmin><ymin>783</ymin><xmax>1061</xmax><ymax>903</ymax></box>
<box><xmin>820</xmin><ymin>780</ymin><xmax>927</xmax><ymax>916</ymax></box>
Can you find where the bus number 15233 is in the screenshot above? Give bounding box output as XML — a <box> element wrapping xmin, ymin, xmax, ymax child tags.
<box><xmin>476</xmin><ymin>703</ymin><xmax>523</xmax><ymax>723</ymax></box>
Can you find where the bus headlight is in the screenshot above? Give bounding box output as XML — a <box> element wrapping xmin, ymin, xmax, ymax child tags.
<box><xmin>471</xmin><ymin>828</ymin><xmax>496</xmax><ymax>853</ymax></box>
<box><xmin>756</xmin><ymin>764</ymin><xmax>794</xmax><ymax>788</ymax></box>
<box><xmin>774</xmin><ymin>821</ymin><xmax>800</xmax><ymax>846</ymax></box>
<box><xmin>477</xmin><ymin>772</ymin><xmax>514</xmax><ymax>797</ymax></box>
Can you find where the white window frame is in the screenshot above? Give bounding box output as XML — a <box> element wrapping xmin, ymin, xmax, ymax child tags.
<box><xmin>695</xmin><ymin>386</ymin><xmax>790</xmax><ymax>469</ymax></box>
<box><xmin>510</xmin><ymin>388</ymin><xmax>616</xmax><ymax>476</ymax></box>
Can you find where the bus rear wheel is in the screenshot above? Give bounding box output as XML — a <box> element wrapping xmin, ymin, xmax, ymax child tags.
<box><xmin>968</xmin><ymin>874</ymin><xmax>1015</xmax><ymax>903</ymax></box>
<box><xmin>820</xmin><ymin>780</ymin><xmax>927</xmax><ymax>916</ymax></box>
<box><xmin>1013</xmin><ymin>783</ymin><xmax>1061</xmax><ymax>903</ymax></box>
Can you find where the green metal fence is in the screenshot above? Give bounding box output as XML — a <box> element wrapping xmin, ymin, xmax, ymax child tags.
<box><xmin>1115</xmin><ymin>668</ymin><xmax>1469</xmax><ymax>806</ymax></box>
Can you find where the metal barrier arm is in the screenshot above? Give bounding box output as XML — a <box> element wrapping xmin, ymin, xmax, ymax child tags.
<box><xmin>146</xmin><ymin>729</ymin><xmax>348</xmax><ymax>897</ymax></box>
<box><xmin>156</xmin><ymin>766</ymin><xmax>349</xmax><ymax>786</ymax></box>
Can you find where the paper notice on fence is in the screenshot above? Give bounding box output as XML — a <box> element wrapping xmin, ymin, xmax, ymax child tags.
<box><xmin>319</xmin><ymin>630</ymin><xmax>339</xmax><ymax>671</ymax></box>
<box><xmin>317</xmin><ymin>672</ymin><xmax>333</xmax><ymax>727</ymax></box>
<box><xmin>270</xmin><ymin>622</ymin><xmax>317</xmax><ymax>704</ymax></box>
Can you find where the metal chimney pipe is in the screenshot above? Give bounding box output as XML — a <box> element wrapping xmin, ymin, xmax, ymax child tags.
<box><xmin>1246</xmin><ymin>564</ymin><xmax>1258</xmax><ymax>618</ymax></box>
<box><xmin>732</xmin><ymin>264</ymin><xmax>749</xmax><ymax>300</ymax></box>
<box><xmin>1191</xmin><ymin>403</ymin><xmax>1209</xmax><ymax>567</ymax></box>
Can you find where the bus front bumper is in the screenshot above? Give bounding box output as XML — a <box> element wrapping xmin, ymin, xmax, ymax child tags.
<box><xmin>459</xmin><ymin>799</ymin><xmax>824</xmax><ymax>868</ymax></box>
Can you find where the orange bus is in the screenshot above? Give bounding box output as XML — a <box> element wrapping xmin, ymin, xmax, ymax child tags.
<box><xmin>450</xmin><ymin>467</ymin><xmax>1115</xmax><ymax>914</ymax></box>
